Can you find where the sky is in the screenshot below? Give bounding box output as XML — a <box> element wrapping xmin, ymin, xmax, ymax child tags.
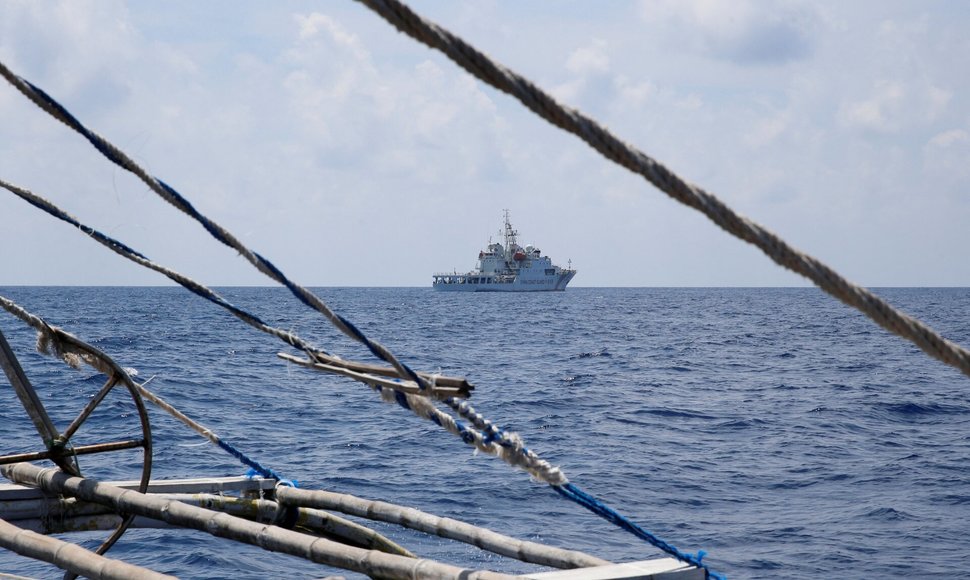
<box><xmin>0</xmin><ymin>0</ymin><xmax>967</xmax><ymax>287</ymax></box>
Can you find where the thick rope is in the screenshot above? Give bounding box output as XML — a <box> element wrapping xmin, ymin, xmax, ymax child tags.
<box><xmin>0</xmin><ymin>293</ymin><xmax>292</xmax><ymax>484</ymax></box>
<box><xmin>374</xmin><ymin>385</ymin><xmax>565</xmax><ymax>484</ymax></box>
<box><xmin>0</xmin><ymin>62</ymin><xmax>567</xmax><ymax>486</ymax></box>
<box><xmin>0</xmin><ymin>178</ymin><xmax>466</xmax><ymax>401</ymax></box>
<box><xmin>0</xmin><ymin>39</ymin><xmax>716</xmax><ymax>570</ymax></box>
<box><xmin>555</xmin><ymin>483</ymin><xmax>724</xmax><ymax>580</ymax></box>
<box><xmin>0</xmin><ymin>180</ymin><xmax>561</xmax><ymax>483</ymax></box>
<box><xmin>353</xmin><ymin>0</ymin><xmax>970</xmax><ymax>380</ymax></box>
<box><xmin>0</xmin><ymin>295</ymin><xmax>110</xmax><ymax>376</ymax></box>
<box><xmin>134</xmin><ymin>378</ymin><xmax>293</xmax><ymax>485</ymax></box>
<box><xmin>0</xmin><ymin>60</ymin><xmax>430</xmax><ymax>393</ymax></box>
<box><xmin>0</xmin><ymin>179</ymin><xmax>312</xmax><ymax>355</ymax></box>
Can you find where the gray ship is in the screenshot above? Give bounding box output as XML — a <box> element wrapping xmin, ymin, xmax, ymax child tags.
<box><xmin>433</xmin><ymin>211</ymin><xmax>576</xmax><ymax>292</ymax></box>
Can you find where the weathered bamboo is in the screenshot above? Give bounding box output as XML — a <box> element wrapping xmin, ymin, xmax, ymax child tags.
<box><xmin>11</xmin><ymin>513</ymin><xmax>176</xmax><ymax>535</ymax></box>
<box><xmin>174</xmin><ymin>494</ymin><xmax>414</xmax><ymax>557</ymax></box>
<box><xmin>275</xmin><ymin>486</ymin><xmax>611</xmax><ymax>569</ymax></box>
<box><xmin>278</xmin><ymin>353</ymin><xmax>469</xmax><ymax>399</ymax></box>
<box><xmin>309</xmin><ymin>350</ymin><xmax>474</xmax><ymax>394</ymax></box>
<box><xmin>2</xmin><ymin>464</ymin><xmax>514</xmax><ymax>580</ymax></box>
<box><xmin>0</xmin><ymin>517</ymin><xmax>174</xmax><ymax>580</ymax></box>
<box><xmin>1</xmin><ymin>494</ymin><xmax>105</xmax><ymax>521</ymax></box>
<box><xmin>0</xmin><ymin>475</ymin><xmax>274</xmax><ymax>501</ymax></box>
<box><xmin>1</xmin><ymin>491</ymin><xmax>411</xmax><ymax>555</ymax></box>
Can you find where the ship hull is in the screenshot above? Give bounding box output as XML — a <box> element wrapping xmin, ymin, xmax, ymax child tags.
<box><xmin>433</xmin><ymin>271</ymin><xmax>575</xmax><ymax>292</ymax></box>
<box><xmin>432</xmin><ymin>211</ymin><xmax>576</xmax><ymax>292</ymax></box>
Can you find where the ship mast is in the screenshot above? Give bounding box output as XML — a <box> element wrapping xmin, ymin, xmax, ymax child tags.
<box><xmin>502</xmin><ymin>209</ymin><xmax>518</xmax><ymax>263</ymax></box>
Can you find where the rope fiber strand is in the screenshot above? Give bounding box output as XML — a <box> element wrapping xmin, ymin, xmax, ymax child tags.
<box><xmin>353</xmin><ymin>0</ymin><xmax>970</xmax><ymax>380</ymax></box>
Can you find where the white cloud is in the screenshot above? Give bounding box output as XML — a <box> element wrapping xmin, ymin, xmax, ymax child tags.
<box><xmin>923</xmin><ymin>128</ymin><xmax>970</xmax><ymax>180</ymax></box>
<box><xmin>839</xmin><ymin>81</ymin><xmax>955</xmax><ymax>134</ymax></box>
<box><xmin>294</xmin><ymin>13</ymin><xmax>367</xmax><ymax>60</ymax></box>
<box><xmin>549</xmin><ymin>78</ymin><xmax>585</xmax><ymax>104</ymax></box>
<box><xmin>838</xmin><ymin>81</ymin><xmax>904</xmax><ymax>133</ymax></box>
<box><xmin>565</xmin><ymin>39</ymin><xmax>610</xmax><ymax>76</ymax></box>
<box><xmin>744</xmin><ymin>112</ymin><xmax>790</xmax><ymax>148</ymax></box>
<box><xmin>637</xmin><ymin>0</ymin><xmax>821</xmax><ymax>65</ymax></box>
<box><xmin>1</xmin><ymin>1</ymin><xmax>968</xmax><ymax>287</ymax></box>
<box><xmin>928</xmin><ymin>129</ymin><xmax>969</xmax><ymax>149</ymax></box>
<box><xmin>676</xmin><ymin>94</ymin><xmax>703</xmax><ymax>110</ymax></box>
<box><xmin>0</xmin><ymin>0</ymin><xmax>137</xmax><ymax>90</ymax></box>
<box><xmin>613</xmin><ymin>76</ymin><xmax>656</xmax><ymax>110</ymax></box>
<box><xmin>925</xmin><ymin>86</ymin><xmax>952</xmax><ymax>121</ymax></box>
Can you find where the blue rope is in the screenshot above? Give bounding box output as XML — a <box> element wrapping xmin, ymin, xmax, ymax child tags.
<box><xmin>14</xmin><ymin>65</ymin><xmax>433</xmax><ymax>398</ymax></box>
<box><xmin>336</xmin><ymin>314</ymin><xmax>426</xmax><ymax>386</ymax></box>
<box><xmin>555</xmin><ymin>483</ymin><xmax>723</xmax><ymax>579</ymax></box>
<box><xmin>214</xmin><ymin>438</ymin><xmax>296</xmax><ymax>487</ymax></box>
<box><xmin>5</xmin><ymin>64</ymin><xmax>723</xmax><ymax>575</ymax></box>
<box><xmin>0</xmin><ymin>179</ymin><xmax>316</xmax><ymax>355</ymax></box>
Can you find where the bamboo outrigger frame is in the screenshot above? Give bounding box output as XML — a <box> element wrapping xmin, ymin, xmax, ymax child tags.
<box><xmin>0</xmin><ymin>462</ymin><xmax>702</xmax><ymax>579</ymax></box>
<box><xmin>0</xmin><ymin>306</ymin><xmax>702</xmax><ymax>578</ymax></box>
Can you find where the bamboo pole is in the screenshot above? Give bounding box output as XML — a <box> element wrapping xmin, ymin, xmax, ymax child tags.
<box><xmin>308</xmin><ymin>351</ymin><xmax>474</xmax><ymax>394</ymax></box>
<box><xmin>2</xmin><ymin>493</ymin><xmax>411</xmax><ymax>557</ymax></box>
<box><xmin>278</xmin><ymin>353</ymin><xmax>469</xmax><ymax>399</ymax></box>
<box><xmin>275</xmin><ymin>486</ymin><xmax>610</xmax><ymax>569</ymax></box>
<box><xmin>1</xmin><ymin>494</ymin><xmax>106</xmax><ymax>521</ymax></box>
<box><xmin>11</xmin><ymin>513</ymin><xmax>177</xmax><ymax>535</ymax></box>
<box><xmin>172</xmin><ymin>494</ymin><xmax>414</xmax><ymax>557</ymax></box>
<box><xmin>0</xmin><ymin>517</ymin><xmax>175</xmax><ymax>580</ymax></box>
<box><xmin>2</xmin><ymin>463</ymin><xmax>513</xmax><ymax>580</ymax></box>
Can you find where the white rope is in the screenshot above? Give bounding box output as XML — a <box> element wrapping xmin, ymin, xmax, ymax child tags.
<box><xmin>374</xmin><ymin>386</ymin><xmax>567</xmax><ymax>485</ymax></box>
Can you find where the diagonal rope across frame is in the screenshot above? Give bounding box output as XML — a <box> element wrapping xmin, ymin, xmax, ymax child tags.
<box><xmin>0</xmin><ymin>63</ymin><xmax>720</xmax><ymax>574</ymax></box>
<box><xmin>354</xmin><ymin>0</ymin><xmax>970</xmax><ymax>380</ymax></box>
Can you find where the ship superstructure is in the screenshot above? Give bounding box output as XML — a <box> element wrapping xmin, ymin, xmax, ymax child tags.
<box><xmin>433</xmin><ymin>211</ymin><xmax>576</xmax><ymax>292</ymax></box>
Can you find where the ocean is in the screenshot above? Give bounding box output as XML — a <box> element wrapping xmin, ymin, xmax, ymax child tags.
<box><xmin>0</xmin><ymin>286</ymin><xmax>968</xmax><ymax>579</ymax></box>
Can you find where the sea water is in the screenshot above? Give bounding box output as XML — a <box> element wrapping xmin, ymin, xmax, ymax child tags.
<box><xmin>0</xmin><ymin>287</ymin><xmax>968</xmax><ymax>579</ymax></box>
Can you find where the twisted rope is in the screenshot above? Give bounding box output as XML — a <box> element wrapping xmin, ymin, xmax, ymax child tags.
<box><xmin>0</xmin><ymin>293</ymin><xmax>292</xmax><ymax>484</ymax></box>
<box><xmin>0</xmin><ymin>29</ymin><xmax>722</xmax><ymax>571</ymax></box>
<box><xmin>375</xmin><ymin>385</ymin><xmax>565</xmax><ymax>484</ymax></box>
<box><xmin>0</xmin><ymin>295</ymin><xmax>110</xmax><ymax>376</ymax></box>
<box><xmin>555</xmin><ymin>483</ymin><xmax>724</xmax><ymax>580</ymax></box>
<box><xmin>0</xmin><ymin>60</ymin><xmax>430</xmax><ymax>394</ymax></box>
<box><xmin>0</xmin><ymin>178</ymin><xmax>468</xmax><ymax>400</ymax></box>
<box><xmin>133</xmin><ymin>379</ymin><xmax>293</xmax><ymax>484</ymax></box>
<box><xmin>354</xmin><ymin>0</ymin><xmax>970</xmax><ymax>380</ymax></box>
<box><xmin>0</xmin><ymin>179</ymin><xmax>311</xmax><ymax>355</ymax></box>
<box><xmin>0</xmin><ymin>178</ymin><xmax>562</xmax><ymax>483</ymax></box>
